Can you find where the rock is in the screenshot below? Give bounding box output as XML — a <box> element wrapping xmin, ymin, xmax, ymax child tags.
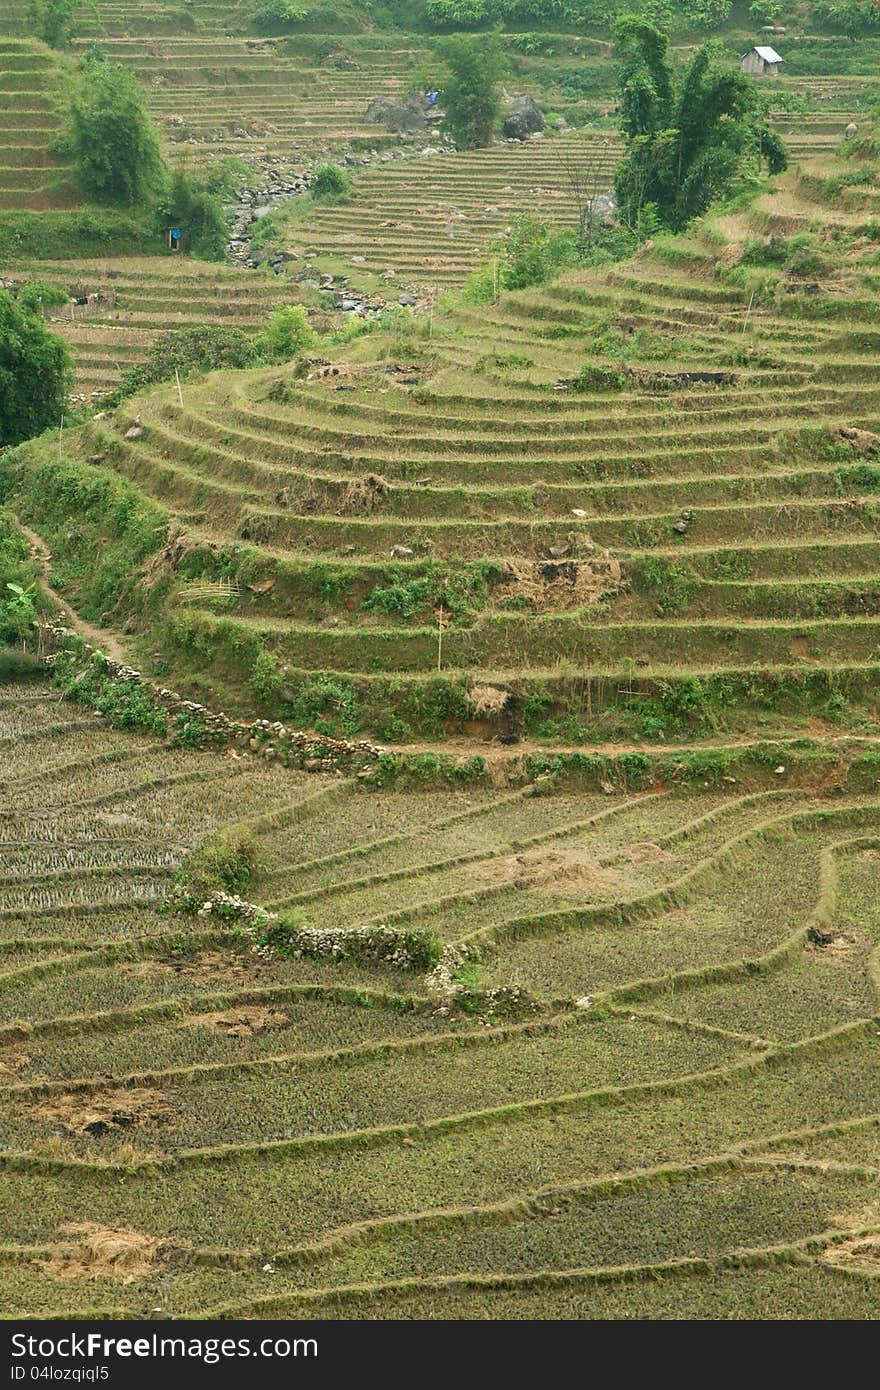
<box><xmin>124</xmin><ymin>425</ymin><xmax>143</xmax><ymax>440</ymax></box>
<box><xmin>503</xmin><ymin>95</ymin><xmax>545</xmax><ymax>141</ymax></box>
<box><xmin>584</xmin><ymin>192</ymin><xmax>617</xmax><ymax>232</ymax></box>
<box><xmin>397</xmin><ymin>293</ymin><xmax>416</xmax><ymax>306</ymax></box>
<box><xmin>845</xmin><ymin>122</ymin><xmax>858</xmax><ymax>141</ymax></box>
<box><xmin>351</xmin><ymin>255</ymin><xmax>366</xmax><ymax>264</ymax></box>
<box><xmin>548</xmin><ymin>544</ymin><xmax>570</xmax><ymax>559</ymax></box>
<box><xmin>364</xmin><ymin>94</ymin><xmax>429</xmax><ymax>134</ymax></box>
<box><xmin>390</xmin><ymin>545</ymin><xmax>414</xmax><ymax>559</ymax></box>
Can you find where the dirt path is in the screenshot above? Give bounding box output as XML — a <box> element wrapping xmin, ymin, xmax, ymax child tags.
<box><xmin>13</xmin><ymin>516</ymin><xmax>129</xmax><ymax>666</ymax></box>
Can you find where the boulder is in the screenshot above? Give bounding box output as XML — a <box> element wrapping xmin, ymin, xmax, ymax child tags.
<box><xmin>364</xmin><ymin>95</ymin><xmax>429</xmax><ymax>135</ymax></box>
<box><xmin>503</xmin><ymin>95</ymin><xmax>545</xmax><ymax>140</ymax></box>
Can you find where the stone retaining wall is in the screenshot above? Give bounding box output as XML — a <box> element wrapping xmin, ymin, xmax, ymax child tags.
<box><xmin>37</xmin><ymin>620</ymin><xmax>386</xmax><ymax>773</ymax></box>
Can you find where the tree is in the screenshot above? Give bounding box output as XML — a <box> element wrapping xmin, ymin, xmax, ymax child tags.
<box><xmin>436</xmin><ymin>34</ymin><xmax>505</xmax><ymax>150</ymax></box>
<box><xmin>29</xmin><ymin>0</ymin><xmax>79</xmax><ymax>49</ymax></box>
<box><xmin>65</xmin><ymin>50</ymin><xmax>165</xmax><ymax>206</ymax></box>
<box><xmin>613</xmin><ymin>20</ymin><xmax>788</xmax><ymax>232</ymax></box>
<box><xmin>0</xmin><ymin>291</ymin><xmax>72</xmax><ymax>447</ymax></box>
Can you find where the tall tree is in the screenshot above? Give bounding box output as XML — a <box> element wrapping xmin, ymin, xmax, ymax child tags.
<box><xmin>65</xmin><ymin>49</ymin><xmax>165</xmax><ymax>205</ymax></box>
<box><xmin>613</xmin><ymin>20</ymin><xmax>788</xmax><ymax>233</ymax></box>
<box><xmin>436</xmin><ymin>34</ymin><xmax>505</xmax><ymax>150</ymax></box>
<box><xmin>0</xmin><ymin>292</ymin><xmax>72</xmax><ymax>447</ymax></box>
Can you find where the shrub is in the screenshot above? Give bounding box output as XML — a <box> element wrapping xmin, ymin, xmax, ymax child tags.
<box><xmin>16</xmin><ymin>280</ymin><xmax>69</xmax><ymax>314</ymax></box>
<box><xmin>30</xmin><ymin>0</ymin><xmax>78</xmax><ymax>48</ymax></box>
<box><xmin>251</xmin><ymin>0</ymin><xmax>309</xmax><ymax>32</ymax></box>
<box><xmin>102</xmin><ymin>326</ymin><xmax>257</xmax><ymax>406</ymax></box>
<box><xmin>181</xmin><ymin>828</ymin><xmax>261</xmax><ymax>896</ymax></box>
<box><xmin>310</xmin><ymin>163</ymin><xmax>353</xmax><ymax>201</ymax></box>
<box><xmin>252</xmin><ymin>304</ymin><xmax>315</xmax><ymax>362</ymax></box>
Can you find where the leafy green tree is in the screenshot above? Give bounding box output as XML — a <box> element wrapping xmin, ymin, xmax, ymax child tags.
<box><xmin>615</xmin><ymin>16</ymin><xmax>674</xmax><ymax>138</ymax></box>
<box><xmin>614</xmin><ymin>19</ymin><xmax>788</xmax><ymax>233</ymax></box>
<box><xmin>436</xmin><ymin>34</ymin><xmax>505</xmax><ymax>150</ymax></box>
<box><xmin>0</xmin><ymin>291</ymin><xmax>72</xmax><ymax>447</ymax></box>
<box><xmin>65</xmin><ymin>50</ymin><xmax>166</xmax><ymax>206</ymax></box>
<box><xmin>29</xmin><ymin>0</ymin><xmax>79</xmax><ymax>48</ymax></box>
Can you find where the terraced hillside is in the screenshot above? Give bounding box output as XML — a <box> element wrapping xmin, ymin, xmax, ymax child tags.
<box><xmin>0</xmin><ymin>39</ymin><xmax>77</xmax><ymax>211</ymax></box>
<box><xmin>80</xmin><ymin>35</ymin><xmax>429</xmax><ymax>171</ymax></box>
<box><xmin>9</xmin><ymin>139</ymin><xmax>880</xmax><ymax>750</ymax></box>
<box><xmin>3</xmin><ymin>256</ymin><xmax>304</xmax><ymax>401</ymax></box>
<box><xmin>261</xmin><ymin>131</ymin><xmax>621</xmax><ymax>295</ymax></box>
<box><xmin>1</xmin><ymin>676</ymin><xmax>879</xmax><ymax>1317</ymax></box>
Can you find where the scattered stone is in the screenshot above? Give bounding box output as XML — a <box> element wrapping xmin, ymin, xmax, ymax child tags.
<box><xmin>390</xmin><ymin>544</ymin><xmax>414</xmax><ymax>559</ymax></box>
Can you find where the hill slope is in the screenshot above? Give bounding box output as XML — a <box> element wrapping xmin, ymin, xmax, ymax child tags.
<box><xmin>6</xmin><ymin>141</ymin><xmax>880</xmax><ymax>750</ymax></box>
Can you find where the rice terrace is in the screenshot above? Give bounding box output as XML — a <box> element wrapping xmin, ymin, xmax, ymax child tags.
<box><xmin>1</xmin><ymin>0</ymin><xmax>880</xmax><ymax>1330</ymax></box>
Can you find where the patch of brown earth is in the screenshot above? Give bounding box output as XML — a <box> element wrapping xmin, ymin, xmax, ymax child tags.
<box><xmin>176</xmin><ymin>1005</ymin><xmax>288</xmax><ymax>1037</ymax></box>
<box><xmin>0</xmin><ymin>1046</ymin><xmax>33</xmax><ymax>1076</ymax></box>
<box><xmin>790</xmin><ymin>635</ymin><xmax>810</xmax><ymax>661</ymax></box>
<box><xmin>474</xmin><ymin>849</ymin><xmax>620</xmax><ymax>894</ymax></box>
<box><xmin>40</xmin><ymin>1224</ymin><xmax>170</xmax><ymax>1283</ymax></box>
<box><xmin>31</xmin><ymin>1086</ymin><xmax>171</xmax><ymax>1138</ymax></box>
<box><xmin>123</xmin><ymin>949</ymin><xmax>269</xmax><ymax>987</ymax></box>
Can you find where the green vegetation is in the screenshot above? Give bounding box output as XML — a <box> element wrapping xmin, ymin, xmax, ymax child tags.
<box><xmin>436</xmin><ymin>33</ymin><xmax>505</xmax><ymax>149</ymax></box>
<box><xmin>0</xmin><ymin>291</ymin><xmax>71</xmax><ymax>447</ymax></box>
<box><xmin>614</xmin><ymin>18</ymin><xmax>788</xmax><ymax>231</ymax></box>
<box><xmin>64</xmin><ymin>49</ymin><xmax>165</xmax><ymax>206</ymax></box>
<box><xmin>30</xmin><ymin>0</ymin><xmax>81</xmax><ymax>49</ymax></box>
<box><xmin>310</xmin><ymin>162</ymin><xmax>353</xmax><ymax>202</ymax></box>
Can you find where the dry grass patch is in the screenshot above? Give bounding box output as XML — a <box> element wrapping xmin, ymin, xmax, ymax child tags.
<box><xmin>473</xmin><ymin>848</ymin><xmax>621</xmax><ymax>895</ymax></box>
<box><xmin>822</xmin><ymin>1232</ymin><xmax>880</xmax><ymax>1273</ymax></box>
<box><xmin>39</xmin><ymin>1224</ymin><xmax>169</xmax><ymax>1284</ymax></box>
<box><xmin>30</xmin><ymin>1086</ymin><xmax>171</xmax><ymax>1139</ymax></box>
<box><xmin>176</xmin><ymin>1005</ymin><xmax>288</xmax><ymax>1037</ymax></box>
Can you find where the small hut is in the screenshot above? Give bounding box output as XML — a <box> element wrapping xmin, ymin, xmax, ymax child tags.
<box><xmin>740</xmin><ymin>46</ymin><xmax>783</xmax><ymax>77</ymax></box>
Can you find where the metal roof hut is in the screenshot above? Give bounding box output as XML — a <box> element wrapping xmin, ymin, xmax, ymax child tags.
<box><xmin>740</xmin><ymin>46</ymin><xmax>783</xmax><ymax>76</ymax></box>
